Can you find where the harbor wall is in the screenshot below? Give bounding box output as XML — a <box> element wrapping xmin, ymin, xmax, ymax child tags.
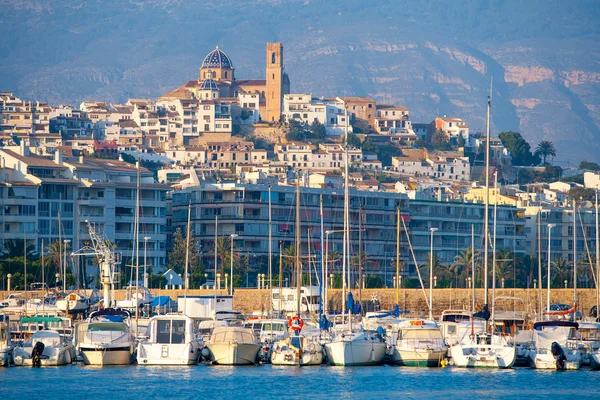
<box><xmin>2</xmin><ymin>288</ymin><xmax>598</xmax><ymax>317</ymax></box>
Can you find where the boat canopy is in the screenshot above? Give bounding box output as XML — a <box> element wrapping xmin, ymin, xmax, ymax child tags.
<box><xmin>210</xmin><ymin>327</ymin><xmax>255</xmax><ymax>344</ymax></box>
<box><xmin>21</xmin><ymin>317</ymin><xmax>62</xmax><ymax>323</ymax></box>
<box><xmin>533</xmin><ymin>321</ymin><xmax>579</xmax><ymax>330</ymax></box>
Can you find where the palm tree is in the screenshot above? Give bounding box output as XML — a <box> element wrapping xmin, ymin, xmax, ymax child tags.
<box><xmin>45</xmin><ymin>239</ymin><xmax>66</xmax><ymax>275</ymax></box>
<box><xmin>535</xmin><ymin>140</ymin><xmax>556</xmax><ymax>165</ymax></box>
<box><xmin>216</xmin><ymin>236</ymin><xmax>236</xmax><ymax>277</ymax></box>
<box><xmin>452</xmin><ymin>247</ymin><xmax>480</xmax><ymax>288</ymax></box>
<box><xmin>422</xmin><ymin>254</ymin><xmax>445</xmax><ymax>287</ymax></box>
<box><xmin>2</xmin><ymin>239</ymin><xmax>36</xmax><ymax>259</ymax></box>
<box><xmin>551</xmin><ymin>256</ymin><xmax>572</xmax><ymax>288</ymax></box>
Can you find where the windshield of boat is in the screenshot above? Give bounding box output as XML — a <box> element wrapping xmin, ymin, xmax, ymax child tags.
<box><xmin>88</xmin><ymin>322</ymin><xmax>128</xmax><ymax>332</ymax></box>
<box><xmin>211</xmin><ymin>328</ymin><xmax>255</xmax><ymax>344</ymax></box>
<box><xmin>402</xmin><ymin>329</ymin><xmax>443</xmax><ymax>340</ymax></box>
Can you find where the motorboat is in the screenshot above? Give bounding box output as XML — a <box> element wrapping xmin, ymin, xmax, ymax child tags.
<box><xmin>1</xmin><ymin>315</ymin><xmax>12</xmax><ymax>366</ymax></box>
<box><xmin>450</xmin><ymin>329</ymin><xmax>516</xmax><ymax>369</ymax></box>
<box><xmin>137</xmin><ymin>314</ymin><xmax>202</xmax><ymax>365</ymax></box>
<box><xmin>56</xmin><ymin>292</ymin><xmax>89</xmax><ymax>314</ymax></box>
<box><xmin>325</xmin><ymin>329</ymin><xmax>386</xmax><ymax>366</ymax></box>
<box><xmin>116</xmin><ymin>286</ymin><xmax>153</xmax><ymax>312</ymax></box>
<box><xmin>270</xmin><ymin>316</ymin><xmax>323</xmax><ymax>366</ymax></box>
<box><xmin>528</xmin><ymin>321</ymin><xmax>581</xmax><ymax>370</ymax></box>
<box><xmin>271</xmin><ymin>333</ymin><xmax>323</xmax><ymax>366</ymax></box>
<box><xmin>590</xmin><ymin>350</ymin><xmax>600</xmax><ymax>370</ymax></box>
<box><xmin>243</xmin><ymin>317</ymin><xmax>288</xmax><ymax>362</ymax></box>
<box><xmin>205</xmin><ymin>327</ymin><xmax>261</xmax><ymax>365</ymax></box>
<box><xmin>574</xmin><ymin>321</ymin><xmax>600</xmax><ymax>365</ymax></box>
<box><xmin>75</xmin><ymin>308</ymin><xmax>134</xmax><ymax>366</ymax></box>
<box><xmin>389</xmin><ymin>319</ymin><xmax>447</xmax><ymax>367</ymax></box>
<box><xmin>13</xmin><ymin>330</ymin><xmax>73</xmax><ymax>366</ymax></box>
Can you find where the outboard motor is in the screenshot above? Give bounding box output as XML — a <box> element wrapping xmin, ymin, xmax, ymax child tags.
<box><xmin>31</xmin><ymin>342</ymin><xmax>45</xmax><ymax>368</ymax></box>
<box><xmin>551</xmin><ymin>341</ymin><xmax>567</xmax><ymax>370</ymax></box>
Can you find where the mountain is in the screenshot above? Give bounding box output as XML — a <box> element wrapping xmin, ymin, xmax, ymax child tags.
<box><xmin>1</xmin><ymin>0</ymin><xmax>599</xmax><ymax>164</ymax></box>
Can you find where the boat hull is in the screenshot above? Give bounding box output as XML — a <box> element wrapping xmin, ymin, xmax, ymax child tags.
<box><xmin>137</xmin><ymin>342</ymin><xmax>201</xmax><ymax>365</ymax></box>
<box><xmin>390</xmin><ymin>348</ymin><xmax>446</xmax><ymax>367</ymax></box>
<box><xmin>531</xmin><ymin>353</ymin><xmax>581</xmax><ymax>370</ymax></box>
<box><xmin>325</xmin><ymin>340</ymin><xmax>386</xmax><ymax>366</ymax></box>
<box><xmin>271</xmin><ymin>344</ymin><xmax>323</xmax><ymax>366</ymax></box>
<box><xmin>80</xmin><ymin>346</ymin><xmax>132</xmax><ymax>366</ymax></box>
<box><xmin>207</xmin><ymin>343</ymin><xmax>261</xmax><ymax>365</ymax></box>
<box><xmin>13</xmin><ymin>346</ymin><xmax>72</xmax><ymax>367</ymax></box>
<box><xmin>450</xmin><ymin>344</ymin><xmax>516</xmax><ymax>369</ymax></box>
<box><xmin>590</xmin><ymin>353</ymin><xmax>600</xmax><ymax>370</ymax></box>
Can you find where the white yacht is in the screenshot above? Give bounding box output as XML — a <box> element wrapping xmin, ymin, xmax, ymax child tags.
<box><xmin>389</xmin><ymin>319</ymin><xmax>447</xmax><ymax>367</ymax></box>
<box><xmin>325</xmin><ymin>329</ymin><xmax>386</xmax><ymax>366</ymax></box>
<box><xmin>205</xmin><ymin>327</ymin><xmax>261</xmax><ymax>365</ymax></box>
<box><xmin>574</xmin><ymin>321</ymin><xmax>600</xmax><ymax>365</ymax></box>
<box><xmin>137</xmin><ymin>314</ymin><xmax>202</xmax><ymax>365</ymax></box>
<box><xmin>528</xmin><ymin>321</ymin><xmax>581</xmax><ymax>370</ymax></box>
<box><xmin>56</xmin><ymin>292</ymin><xmax>88</xmax><ymax>314</ymax></box>
<box><xmin>590</xmin><ymin>350</ymin><xmax>600</xmax><ymax>370</ymax></box>
<box><xmin>450</xmin><ymin>329</ymin><xmax>516</xmax><ymax>369</ymax></box>
<box><xmin>13</xmin><ymin>330</ymin><xmax>73</xmax><ymax>366</ymax></box>
<box><xmin>75</xmin><ymin>309</ymin><xmax>134</xmax><ymax>366</ymax></box>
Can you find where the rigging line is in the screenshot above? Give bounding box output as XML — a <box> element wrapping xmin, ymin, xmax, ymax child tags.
<box><xmin>400</xmin><ymin>215</ymin><xmax>430</xmax><ymax>309</ymax></box>
<box><xmin>577</xmin><ymin>206</ymin><xmax>597</xmax><ymax>287</ymax></box>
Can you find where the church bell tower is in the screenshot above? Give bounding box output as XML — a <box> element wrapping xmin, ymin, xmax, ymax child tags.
<box><xmin>265</xmin><ymin>42</ymin><xmax>284</xmax><ymax>123</ymax></box>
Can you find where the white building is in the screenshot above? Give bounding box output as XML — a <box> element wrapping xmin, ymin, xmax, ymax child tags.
<box><xmin>283</xmin><ymin>94</ymin><xmax>349</xmax><ymax>136</ymax></box>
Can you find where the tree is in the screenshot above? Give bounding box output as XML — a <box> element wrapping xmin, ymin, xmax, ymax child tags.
<box><xmin>498</xmin><ymin>131</ymin><xmax>540</xmax><ymax>166</ymax></box>
<box><xmin>309</xmin><ymin>120</ymin><xmax>327</xmax><ymax>140</ymax></box>
<box><xmin>167</xmin><ymin>228</ymin><xmax>201</xmax><ymax>277</ymax></box>
<box><xmin>346</xmin><ymin>132</ymin><xmax>362</xmax><ymax>147</ymax></box>
<box><xmin>452</xmin><ymin>247</ymin><xmax>480</xmax><ymax>288</ymax></box>
<box><xmin>2</xmin><ymin>239</ymin><xmax>37</xmax><ymax>259</ymax></box>
<box><xmin>285</xmin><ymin>120</ymin><xmax>306</xmax><ymax>141</ymax></box>
<box><xmin>215</xmin><ymin>236</ymin><xmax>236</xmax><ymax>278</ymax></box>
<box><xmin>579</xmin><ymin>160</ymin><xmax>600</xmax><ymax>171</ymax></box>
<box><xmin>535</xmin><ymin>140</ymin><xmax>557</xmax><ymax>165</ymax></box>
<box><xmin>551</xmin><ymin>256</ymin><xmax>572</xmax><ymax>288</ymax></box>
<box><xmin>567</xmin><ymin>187</ymin><xmax>596</xmax><ymax>202</ymax></box>
<box><xmin>44</xmin><ymin>239</ymin><xmax>67</xmax><ymax>275</ymax></box>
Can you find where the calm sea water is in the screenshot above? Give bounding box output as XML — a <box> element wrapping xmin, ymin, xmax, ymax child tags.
<box><xmin>1</xmin><ymin>364</ymin><xmax>598</xmax><ymax>399</ymax></box>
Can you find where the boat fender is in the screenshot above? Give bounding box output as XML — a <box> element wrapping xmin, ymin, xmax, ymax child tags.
<box><xmin>31</xmin><ymin>342</ymin><xmax>45</xmax><ymax>368</ymax></box>
<box><xmin>440</xmin><ymin>358</ymin><xmax>447</xmax><ymax>368</ymax></box>
<box><xmin>201</xmin><ymin>347</ymin><xmax>210</xmax><ymax>359</ymax></box>
<box><xmin>551</xmin><ymin>341</ymin><xmax>567</xmax><ymax>370</ymax></box>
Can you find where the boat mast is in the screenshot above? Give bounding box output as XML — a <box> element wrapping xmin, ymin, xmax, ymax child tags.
<box><xmin>396</xmin><ymin>207</ymin><xmax>400</xmax><ymax>306</ymax></box>
<box><xmin>135</xmin><ymin>159</ymin><xmax>140</xmax><ymax>329</ymax></box>
<box><xmin>491</xmin><ymin>171</ymin><xmax>498</xmax><ymax>325</ymax></box>
<box><xmin>573</xmin><ymin>199</ymin><xmax>577</xmax><ymax>311</ymax></box>
<box><xmin>319</xmin><ymin>194</ymin><xmax>324</xmax><ymax>321</ymax></box>
<box><xmin>342</xmin><ymin>107</ymin><xmax>349</xmax><ymax>320</ymax></box>
<box><xmin>538</xmin><ymin>209</ymin><xmax>542</xmax><ymax>315</ymax></box>
<box><xmin>483</xmin><ymin>86</ymin><xmax>492</xmax><ymax>321</ymax></box>
<box><xmin>295</xmin><ymin>177</ymin><xmax>301</xmax><ymax>317</ymax></box>
<box><xmin>268</xmin><ymin>184</ymin><xmax>273</xmax><ymax>319</ymax></box>
<box><xmin>213</xmin><ymin>214</ymin><xmax>218</xmax><ymax>321</ymax></box>
<box><xmin>471</xmin><ymin>225</ymin><xmax>475</xmax><ymax>313</ymax></box>
<box><xmin>184</xmin><ymin>201</ymin><xmax>191</xmax><ymax>315</ymax></box>
<box><xmin>596</xmin><ymin>188</ymin><xmax>599</xmax><ymax>321</ymax></box>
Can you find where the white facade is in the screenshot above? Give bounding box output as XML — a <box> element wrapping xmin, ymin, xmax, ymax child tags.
<box><xmin>283</xmin><ymin>94</ymin><xmax>349</xmax><ymax>135</ymax></box>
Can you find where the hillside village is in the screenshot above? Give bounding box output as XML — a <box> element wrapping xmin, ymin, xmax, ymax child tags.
<box><xmin>1</xmin><ymin>42</ymin><xmax>599</xmax><ymax>288</ymax></box>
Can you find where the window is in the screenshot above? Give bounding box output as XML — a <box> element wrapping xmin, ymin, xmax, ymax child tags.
<box><xmin>272</xmin><ymin>73</ymin><xmax>275</xmax><ymax>79</ymax></box>
<box><xmin>272</xmin><ymin>52</ymin><xmax>276</xmax><ymax>64</ymax></box>
<box><xmin>203</xmin><ymin>106</ymin><xmax>210</xmax><ymax>110</ymax></box>
<box><xmin>224</xmin><ymin>71</ymin><xmax>228</xmax><ymax>79</ymax></box>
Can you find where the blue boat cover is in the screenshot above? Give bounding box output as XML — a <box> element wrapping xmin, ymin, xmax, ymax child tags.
<box><xmin>150</xmin><ymin>296</ymin><xmax>176</xmax><ymax>307</ymax></box>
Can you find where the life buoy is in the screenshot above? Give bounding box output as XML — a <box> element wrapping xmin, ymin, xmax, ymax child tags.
<box><xmin>288</xmin><ymin>316</ymin><xmax>304</xmax><ymax>331</ymax></box>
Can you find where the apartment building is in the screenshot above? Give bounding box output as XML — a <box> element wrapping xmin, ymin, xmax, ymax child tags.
<box><xmin>283</xmin><ymin>94</ymin><xmax>349</xmax><ymax>135</ymax></box>
<box><xmin>0</xmin><ymin>145</ymin><xmax>169</xmax><ymax>281</ymax></box>
<box><xmin>169</xmin><ymin>182</ymin><xmax>526</xmax><ymax>284</ymax></box>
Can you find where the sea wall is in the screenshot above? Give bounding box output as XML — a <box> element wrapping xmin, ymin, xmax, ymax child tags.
<box><xmin>2</xmin><ymin>288</ymin><xmax>597</xmax><ymax>317</ymax></box>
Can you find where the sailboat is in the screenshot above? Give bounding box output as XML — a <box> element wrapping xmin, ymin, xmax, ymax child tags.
<box><xmin>324</xmin><ymin>109</ymin><xmax>386</xmax><ymax>366</ymax></box>
<box><xmin>271</xmin><ymin>178</ymin><xmax>323</xmax><ymax>366</ymax></box>
<box><xmin>450</xmin><ymin>89</ymin><xmax>516</xmax><ymax>369</ymax></box>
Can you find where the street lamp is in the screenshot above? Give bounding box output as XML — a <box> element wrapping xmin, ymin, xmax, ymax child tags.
<box><xmin>7</xmin><ymin>273</ymin><xmax>12</xmax><ymax>292</ymax></box>
<box><xmin>501</xmin><ymin>278</ymin><xmax>505</xmax><ymax>289</ymax></box>
<box><xmin>533</xmin><ymin>279</ymin><xmax>537</xmax><ymax>289</ymax></box>
<box><xmin>225</xmin><ymin>273</ymin><xmax>229</xmax><ymax>292</ymax></box>
<box><xmin>230</xmin><ymin>234</ymin><xmax>238</xmax><ymax>296</ymax></box>
<box><xmin>467</xmin><ymin>277</ymin><xmax>472</xmax><ymax>289</ymax></box>
<box><xmin>63</xmin><ymin>239</ymin><xmax>71</xmax><ymax>292</ymax></box>
<box><xmin>434</xmin><ymin>275</ymin><xmax>438</xmax><ymax>288</ymax></box>
<box><xmin>216</xmin><ymin>273</ymin><xmax>221</xmax><ymax>290</ymax></box>
<box><xmin>429</xmin><ymin>228</ymin><xmax>438</xmax><ymax>320</ymax></box>
<box><xmin>329</xmin><ymin>274</ymin><xmax>334</xmax><ymax>289</ymax></box>
<box><xmin>564</xmin><ymin>279</ymin><xmax>568</xmax><ymax>289</ymax></box>
<box><xmin>143</xmin><ymin>236</ymin><xmax>151</xmax><ymax>288</ymax></box>
<box><xmin>547</xmin><ymin>223</ymin><xmax>556</xmax><ymax>318</ymax></box>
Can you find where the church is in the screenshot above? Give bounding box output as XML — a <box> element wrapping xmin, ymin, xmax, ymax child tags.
<box><xmin>161</xmin><ymin>42</ymin><xmax>291</xmax><ymax>123</ymax></box>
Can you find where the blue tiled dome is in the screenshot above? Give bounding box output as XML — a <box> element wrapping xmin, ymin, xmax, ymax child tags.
<box><xmin>199</xmin><ymin>78</ymin><xmax>218</xmax><ymax>91</ymax></box>
<box><xmin>201</xmin><ymin>46</ymin><xmax>233</xmax><ymax>69</ymax></box>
